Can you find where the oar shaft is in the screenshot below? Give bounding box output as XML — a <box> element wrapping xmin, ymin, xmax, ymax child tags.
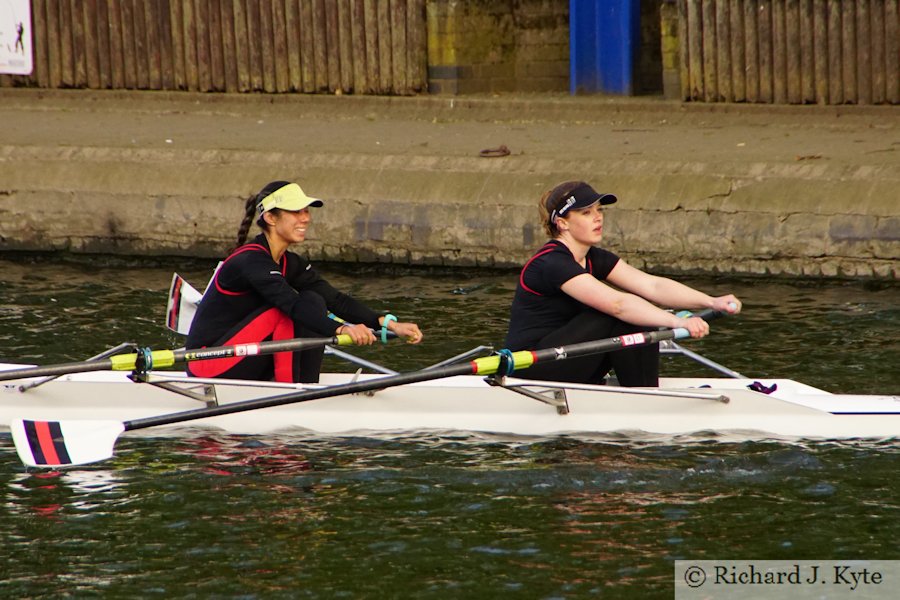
<box><xmin>168</xmin><ymin>335</ymin><xmax>347</xmax><ymax>366</ymax></box>
<box><xmin>0</xmin><ymin>359</ymin><xmax>118</xmax><ymax>381</ymax></box>
<box><xmin>123</xmin><ymin>328</ymin><xmax>685</xmax><ymax>431</ymax></box>
<box><xmin>0</xmin><ymin>334</ymin><xmax>360</xmax><ymax>382</ymax></box>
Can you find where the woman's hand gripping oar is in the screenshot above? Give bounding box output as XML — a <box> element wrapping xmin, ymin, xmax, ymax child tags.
<box><xmin>10</xmin><ymin>308</ymin><xmax>732</xmax><ymax>468</ymax></box>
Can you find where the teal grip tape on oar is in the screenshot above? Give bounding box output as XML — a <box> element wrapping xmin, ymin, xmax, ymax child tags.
<box><xmin>382</xmin><ymin>314</ymin><xmax>397</xmax><ymax>344</ymax></box>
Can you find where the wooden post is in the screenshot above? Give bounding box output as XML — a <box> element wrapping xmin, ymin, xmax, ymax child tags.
<box><xmin>364</xmin><ymin>0</ymin><xmax>380</xmax><ymax>93</ymax></box>
<box><xmin>351</xmin><ymin>0</ymin><xmax>369</xmax><ymax>92</ymax></box>
<box><xmin>715</xmin><ymin>0</ymin><xmax>732</xmax><ymax>101</ymax></box>
<box><xmin>785</xmin><ymin>0</ymin><xmax>803</xmax><ymax>103</ymax></box>
<box><xmin>827</xmin><ymin>0</ymin><xmax>842</xmax><ymax>103</ymax></box>
<box><xmin>258</xmin><ymin>0</ymin><xmax>276</xmax><ymax>91</ymax></box>
<box><xmin>686</xmin><ymin>0</ymin><xmax>703</xmax><ymax>100</ymax></box>
<box><xmin>841</xmin><ymin>0</ymin><xmax>857</xmax><ymax>103</ymax></box>
<box><xmin>58</xmin><ymin>0</ymin><xmax>75</xmax><ymax>87</ymax></box>
<box><xmin>772</xmin><ymin>0</ymin><xmax>787</xmax><ymax>103</ymax></box>
<box><xmin>407</xmin><ymin>0</ymin><xmax>426</xmax><ymax>92</ymax></box>
<box><xmin>887</xmin><ymin>0</ymin><xmax>899</xmax><ymax>103</ymax></box>
<box><xmin>299</xmin><ymin>0</ymin><xmax>315</xmax><ymax>92</ymax></box>
<box><xmin>855</xmin><ymin>0</ymin><xmax>871</xmax><ymax>104</ymax></box>
<box><xmin>744</xmin><ymin>0</ymin><xmax>759</xmax><ymax>102</ymax></box>
<box><xmin>133</xmin><ymin>0</ymin><xmax>149</xmax><ymax>89</ymax></box>
<box><xmin>145</xmin><ymin>0</ymin><xmax>163</xmax><ymax>90</ymax></box>
<box><xmin>121</xmin><ymin>1</ymin><xmax>138</xmax><ymax>89</ymax></box>
<box><xmin>232</xmin><ymin>0</ymin><xmax>250</xmax><ymax>91</ymax></box>
<box><xmin>813</xmin><ymin>0</ymin><xmax>829</xmax><ymax>104</ymax></box>
<box><xmin>272</xmin><ymin>0</ymin><xmax>289</xmax><ymax>92</ymax></box>
<box><xmin>96</xmin><ymin>0</ymin><xmax>112</xmax><ymax>89</ymax></box>
<box><xmin>285</xmin><ymin>0</ymin><xmax>302</xmax><ymax>92</ymax></box>
<box><xmin>729</xmin><ymin>0</ymin><xmax>745</xmax><ymax>101</ymax></box>
<box><xmin>799</xmin><ymin>0</ymin><xmax>814</xmax><ymax>102</ymax></box>
<box><xmin>158</xmin><ymin>0</ymin><xmax>175</xmax><ymax>90</ymax></box>
<box><xmin>107</xmin><ymin>0</ymin><xmax>124</xmax><ymax>88</ymax></box>
<box><xmin>377</xmin><ymin>0</ymin><xmax>392</xmax><ymax>93</ymax></box>
<box><xmin>390</xmin><ymin>0</ymin><xmax>408</xmax><ymax>94</ymax></box>
<box><xmin>182</xmin><ymin>0</ymin><xmax>198</xmax><ymax>90</ymax></box>
<box><xmin>701</xmin><ymin>0</ymin><xmax>717</xmax><ymax>101</ymax></box>
<box><xmin>245</xmin><ymin>1</ymin><xmax>262</xmax><ymax>90</ymax></box>
<box><xmin>678</xmin><ymin>0</ymin><xmax>692</xmax><ymax>100</ymax></box>
<box><xmin>169</xmin><ymin>0</ymin><xmax>185</xmax><ymax>89</ymax></box>
<box><xmin>758</xmin><ymin>0</ymin><xmax>773</xmax><ymax>102</ymax></box>
<box><xmin>338</xmin><ymin>0</ymin><xmax>354</xmax><ymax>92</ymax></box>
<box><xmin>869</xmin><ymin>0</ymin><xmax>885</xmax><ymax>103</ymax></box>
<box><xmin>206</xmin><ymin>0</ymin><xmax>225</xmax><ymax>91</ymax></box>
<box><xmin>83</xmin><ymin>0</ymin><xmax>101</xmax><ymax>88</ymax></box>
<box><xmin>32</xmin><ymin>1</ymin><xmax>49</xmax><ymax>86</ymax></box>
<box><xmin>219</xmin><ymin>0</ymin><xmax>238</xmax><ymax>92</ymax></box>
<box><xmin>325</xmin><ymin>0</ymin><xmax>341</xmax><ymax>91</ymax></box>
<box><xmin>309</xmin><ymin>0</ymin><xmax>325</xmax><ymax>91</ymax></box>
<box><xmin>71</xmin><ymin>0</ymin><xmax>88</xmax><ymax>86</ymax></box>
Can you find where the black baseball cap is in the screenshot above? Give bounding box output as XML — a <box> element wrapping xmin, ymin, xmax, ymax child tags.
<box><xmin>548</xmin><ymin>182</ymin><xmax>617</xmax><ymax>223</ymax></box>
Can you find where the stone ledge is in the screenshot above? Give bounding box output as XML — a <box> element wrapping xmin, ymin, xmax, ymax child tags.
<box><xmin>0</xmin><ymin>146</ymin><xmax>896</xmax><ymax>280</ymax></box>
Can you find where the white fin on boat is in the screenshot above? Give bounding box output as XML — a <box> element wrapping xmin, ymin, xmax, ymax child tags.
<box><xmin>165</xmin><ymin>262</ymin><xmax>222</xmax><ymax>335</ymax></box>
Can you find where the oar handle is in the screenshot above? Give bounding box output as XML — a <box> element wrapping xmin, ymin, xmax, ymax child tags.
<box><xmin>677</xmin><ymin>304</ymin><xmax>736</xmax><ymax>323</ymax></box>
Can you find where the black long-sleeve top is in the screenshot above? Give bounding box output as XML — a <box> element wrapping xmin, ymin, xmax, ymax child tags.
<box><xmin>186</xmin><ymin>234</ymin><xmax>381</xmax><ymax>348</ymax></box>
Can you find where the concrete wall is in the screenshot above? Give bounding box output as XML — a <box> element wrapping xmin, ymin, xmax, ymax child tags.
<box><xmin>0</xmin><ymin>90</ymin><xmax>896</xmax><ymax>281</ymax></box>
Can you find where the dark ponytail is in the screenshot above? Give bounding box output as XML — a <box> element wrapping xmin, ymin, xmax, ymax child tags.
<box><xmin>231</xmin><ymin>180</ymin><xmax>292</xmax><ymax>253</ymax></box>
<box><xmin>232</xmin><ymin>194</ymin><xmax>258</xmax><ymax>252</ymax></box>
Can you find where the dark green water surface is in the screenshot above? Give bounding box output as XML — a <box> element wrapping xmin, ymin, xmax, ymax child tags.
<box><xmin>0</xmin><ymin>256</ymin><xmax>898</xmax><ymax>598</ymax></box>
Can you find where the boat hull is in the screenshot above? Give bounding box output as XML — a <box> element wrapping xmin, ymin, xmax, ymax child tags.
<box><xmin>2</xmin><ymin>367</ymin><xmax>899</xmax><ymax>440</ymax></box>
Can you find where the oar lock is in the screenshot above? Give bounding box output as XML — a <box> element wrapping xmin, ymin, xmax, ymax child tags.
<box><xmin>494</xmin><ymin>349</ymin><xmax>517</xmax><ymax>377</ymax></box>
<box><xmin>131</xmin><ymin>347</ymin><xmax>155</xmax><ymax>379</ymax></box>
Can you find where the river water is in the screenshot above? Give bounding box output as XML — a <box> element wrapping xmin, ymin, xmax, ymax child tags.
<box><xmin>1</xmin><ymin>256</ymin><xmax>898</xmax><ymax>598</ymax></box>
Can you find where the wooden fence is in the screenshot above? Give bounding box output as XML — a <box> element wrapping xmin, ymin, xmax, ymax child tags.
<box><xmin>677</xmin><ymin>0</ymin><xmax>900</xmax><ymax>104</ymax></box>
<box><xmin>1</xmin><ymin>0</ymin><xmax>427</xmax><ymax>94</ymax></box>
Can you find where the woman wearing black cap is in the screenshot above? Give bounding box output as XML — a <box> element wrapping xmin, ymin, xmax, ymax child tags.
<box><xmin>186</xmin><ymin>180</ymin><xmax>423</xmax><ymax>383</ymax></box>
<box><xmin>504</xmin><ymin>180</ymin><xmax>740</xmax><ymax>387</ymax></box>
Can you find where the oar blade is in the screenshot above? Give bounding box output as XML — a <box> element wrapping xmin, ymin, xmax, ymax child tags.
<box><xmin>11</xmin><ymin>419</ymin><xmax>125</xmax><ymax>468</ymax></box>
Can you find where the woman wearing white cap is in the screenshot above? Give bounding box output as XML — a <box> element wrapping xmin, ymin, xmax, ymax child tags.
<box><xmin>186</xmin><ymin>180</ymin><xmax>423</xmax><ymax>383</ymax></box>
<box><xmin>504</xmin><ymin>180</ymin><xmax>740</xmax><ymax>387</ymax></box>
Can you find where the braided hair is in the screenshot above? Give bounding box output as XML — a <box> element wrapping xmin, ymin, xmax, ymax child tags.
<box><xmin>231</xmin><ymin>180</ymin><xmax>291</xmax><ymax>252</ymax></box>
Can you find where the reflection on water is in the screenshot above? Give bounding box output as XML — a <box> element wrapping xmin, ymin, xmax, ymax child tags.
<box><xmin>1</xmin><ymin>432</ymin><xmax>898</xmax><ymax>598</ymax></box>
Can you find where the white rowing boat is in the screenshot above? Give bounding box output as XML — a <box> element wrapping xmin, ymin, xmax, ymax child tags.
<box><xmin>2</xmin><ymin>342</ymin><xmax>898</xmax><ymax>443</ymax></box>
<box><xmin>2</xmin><ymin>276</ymin><xmax>897</xmax><ymax>468</ymax></box>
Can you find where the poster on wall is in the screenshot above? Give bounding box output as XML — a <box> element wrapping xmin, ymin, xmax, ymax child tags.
<box><xmin>0</xmin><ymin>0</ymin><xmax>31</xmax><ymax>75</ymax></box>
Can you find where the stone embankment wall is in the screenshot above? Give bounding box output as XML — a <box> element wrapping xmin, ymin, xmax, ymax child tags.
<box><xmin>0</xmin><ymin>90</ymin><xmax>897</xmax><ymax>280</ymax></box>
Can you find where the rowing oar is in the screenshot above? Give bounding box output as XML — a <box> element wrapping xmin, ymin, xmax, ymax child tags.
<box><xmin>10</xmin><ymin>308</ymin><xmax>728</xmax><ymax>468</ymax></box>
<box><xmin>0</xmin><ymin>332</ymin><xmax>398</xmax><ymax>384</ymax></box>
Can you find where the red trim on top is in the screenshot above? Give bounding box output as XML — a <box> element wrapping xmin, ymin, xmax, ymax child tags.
<box><xmin>519</xmin><ymin>242</ymin><xmax>558</xmax><ymax>296</ymax></box>
<box><xmin>214</xmin><ymin>243</ymin><xmax>271</xmax><ymax>296</ymax></box>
